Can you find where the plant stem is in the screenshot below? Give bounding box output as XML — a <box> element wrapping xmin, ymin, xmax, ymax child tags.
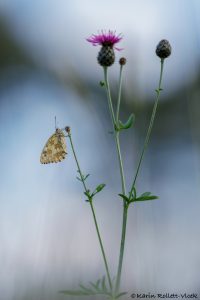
<box><xmin>129</xmin><ymin>58</ymin><xmax>165</xmax><ymax>197</ymax></box>
<box><xmin>103</xmin><ymin>67</ymin><xmax>126</xmax><ymax>196</ymax></box>
<box><xmin>103</xmin><ymin>67</ymin><xmax>127</xmax><ymax>294</ymax></box>
<box><xmin>115</xmin><ymin>58</ymin><xmax>165</xmax><ymax>294</ymax></box>
<box><xmin>116</xmin><ymin>65</ymin><xmax>123</xmax><ymax>121</ymax></box>
<box><xmin>115</xmin><ymin>202</ymin><xmax>128</xmax><ymax>293</ymax></box>
<box><xmin>68</xmin><ymin>131</ymin><xmax>113</xmax><ymax>291</ymax></box>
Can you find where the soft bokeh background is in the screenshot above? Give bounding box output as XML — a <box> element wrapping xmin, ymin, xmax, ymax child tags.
<box><xmin>1</xmin><ymin>0</ymin><xmax>200</xmax><ymax>299</ymax></box>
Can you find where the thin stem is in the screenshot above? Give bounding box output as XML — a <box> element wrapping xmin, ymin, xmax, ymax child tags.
<box><xmin>103</xmin><ymin>67</ymin><xmax>116</xmax><ymax>126</ymax></box>
<box><xmin>115</xmin><ymin>203</ymin><xmax>128</xmax><ymax>293</ymax></box>
<box><xmin>68</xmin><ymin>132</ymin><xmax>113</xmax><ymax>291</ymax></box>
<box><xmin>129</xmin><ymin>58</ymin><xmax>165</xmax><ymax>197</ymax></box>
<box><xmin>103</xmin><ymin>66</ymin><xmax>127</xmax><ymax>294</ymax></box>
<box><xmin>115</xmin><ymin>58</ymin><xmax>165</xmax><ymax>293</ymax></box>
<box><xmin>103</xmin><ymin>67</ymin><xmax>126</xmax><ymax>195</ymax></box>
<box><xmin>116</xmin><ymin>65</ymin><xmax>123</xmax><ymax>121</ymax></box>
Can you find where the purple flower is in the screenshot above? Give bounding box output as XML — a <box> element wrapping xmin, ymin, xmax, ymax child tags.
<box><xmin>87</xmin><ymin>30</ymin><xmax>123</xmax><ymax>50</ymax></box>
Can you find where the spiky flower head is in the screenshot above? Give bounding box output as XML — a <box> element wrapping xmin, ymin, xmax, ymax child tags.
<box><xmin>156</xmin><ymin>39</ymin><xmax>171</xmax><ymax>59</ymax></box>
<box><xmin>87</xmin><ymin>30</ymin><xmax>123</xmax><ymax>48</ymax></box>
<box><xmin>87</xmin><ymin>30</ymin><xmax>123</xmax><ymax>67</ymax></box>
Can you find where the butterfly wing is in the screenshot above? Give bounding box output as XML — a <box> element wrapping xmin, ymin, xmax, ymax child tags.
<box><xmin>40</xmin><ymin>129</ymin><xmax>67</xmax><ymax>164</ymax></box>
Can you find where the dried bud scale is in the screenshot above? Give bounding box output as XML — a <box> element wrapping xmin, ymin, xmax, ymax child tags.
<box><xmin>156</xmin><ymin>39</ymin><xmax>171</xmax><ymax>59</ymax></box>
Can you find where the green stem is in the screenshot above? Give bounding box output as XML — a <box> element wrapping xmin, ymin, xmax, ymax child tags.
<box><xmin>129</xmin><ymin>58</ymin><xmax>165</xmax><ymax>197</ymax></box>
<box><xmin>115</xmin><ymin>203</ymin><xmax>128</xmax><ymax>293</ymax></box>
<box><xmin>68</xmin><ymin>132</ymin><xmax>113</xmax><ymax>291</ymax></box>
<box><xmin>103</xmin><ymin>67</ymin><xmax>127</xmax><ymax>294</ymax></box>
<box><xmin>116</xmin><ymin>65</ymin><xmax>123</xmax><ymax>121</ymax></box>
<box><xmin>115</xmin><ymin>58</ymin><xmax>165</xmax><ymax>294</ymax></box>
<box><xmin>103</xmin><ymin>67</ymin><xmax>126</xmax><ymax>195</ymax></box>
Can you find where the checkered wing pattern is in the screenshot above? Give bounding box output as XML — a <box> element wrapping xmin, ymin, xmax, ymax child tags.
<box><xmin>40</xmin><ymin>129</ymin><xmax>67</xmax><ymax>164</ymax></box>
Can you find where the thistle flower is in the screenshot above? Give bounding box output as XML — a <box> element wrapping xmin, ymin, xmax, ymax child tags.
<box><xmin>87</xmin><ymin>30</ymin><xmax>123</xmax><ymax>67</ymax></box>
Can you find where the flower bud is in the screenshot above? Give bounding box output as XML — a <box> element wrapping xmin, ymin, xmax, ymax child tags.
<box><xmin>97</xmin><ymin>46</ymin><xmax>115</xmax><ymax>67</ymax></box>
<box><xmin>65</xmin><ymin>126</ymin><xmax>71</xmax><ymax>134</ymax></box>
<box><xmin>156</xmin><ymin>39</ymin><xmax>171</xmax><ymax>59</ymax></box>
<box><xmin>119</xmin><ymin>57</ymin><xmax>126</xmax><ymax>65</ymax></box>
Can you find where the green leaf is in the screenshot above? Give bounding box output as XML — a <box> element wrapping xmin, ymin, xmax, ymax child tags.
<box><xmin>134</xmin><ymin>191</ymin><xmax>159</xmax><ymax>202</ymax></box>
<box><xmin>134</xmin><ymin>195</ymin><xmax>158</xmax><ymax>202</ymax></box>
<box><xmin>95</xmin><ymin>279</ymin><xmax>101</xmax><ymax>288</ymax></box>
<box><xmin>115</xmin><ymin>292</ymin><xmax>128</xmax><ymax>299</ymax></box>
<box><xmin>140</xmin><ymin>192</ymin><xmax>151</xmax><ymax>198</ymax></box>
<box><xmin>92</xmin><ymin>184</ymin><xmax>106</xmax><ymax>196</ymax></box>
<box><xmin>89</xmin><ymin>282</ymin><xmax>100</xmax><ymax>292</ymax></box>
<box><xmin>79</xmin><ymin>284</ymin><xmax>93</xmax><ymax>293</ymax></box>
<box><xmin>100</xmin><ymin>80</ymin><xmax>105</xmax><ymax>87</ymax></box>
<box><xmin>84</xmin><ymin>174</ymin><xmax>90</xmax><ymax>180</ymax></box>
<box><xmin>129</xmin><ymin>187</ymin><xmax>137</xmax><ymax>200</ymax></box>
<box><xmin>60</xmin><ymin>278</ymin><xmax>112</xmax><ymax>298</ymax></box>
<box><xmin>118</xmin><ymin>194</ymin><xmax>130</xmax><ymax>203</ymax></box>
<box><xmin>84</xmin><ymin>190</ymin><xmax>91</xmax><ymax>199</ymax></box>
<box><xmin>96</xmin><ymin>183</ymin><xmax>106</xmax><ymax>193</ymax></box>
<box><xmin>118</xmin><ymin>113</ymin><xmax>135</xmax><ymax>130</ymax></box>
<box><xmin>76</xmin><ymin>176</ymin><xmax>82</xmax><ymax>181</ymax></box>
<box><xmin>101</xmin><ymin>276</ymin><xmax>107</xmax><ymax>292</ymax></box>
<box><xmin>155</xmin><ymin>88</ymin><xmax>163</xmax><ymax>94</ymax></box>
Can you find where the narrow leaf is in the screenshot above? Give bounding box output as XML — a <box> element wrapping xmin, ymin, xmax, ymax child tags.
<box><xmin>79</xmin><ymin>284</ymin><xmax>94</xmax><ymax>293</ymax></box>
<box><xmin>84</xmin><ymin>174</ymin><xmax>90</xmax><ymax>180</ymax></box>
<box><xmin>118</xmin><ymin>194</ymin><xmax>130</xmax><ymax>203</ymax></box>
<box><xmin>76</xmin><ymin>176</ymin><xmax>82</xmax><ymax>181</ymax></box>
<box><xmin>96</xmin><ymin>279</ymin><xmax>101</xmax><ymax>288</ymax></box>
<box><xmin>84</xmin><ymin>190</ymin><xmax>91</xmax><ymax>198</ymax></box>
<box><xmin>101</xmin><ymin>276</ymin><xmax>107</xmax><ymax>292</ymax></box>
<box><xmin>95</xmin><ymin>183</ymin><xmax>106</xmax><ymax>193</ymax></box>
<box><xmin>115</xmin><ymin>292</ymin><xmax>128</xmax><ymax>299</ymax></box>
<box><xmin>129</xmin><ymin>187</ymin><xmax>137</xmax><ymax>199</ymax></box>
<box><xmin>134</xmin><ymin>195</ymin><xmax>158</xmax><ymax>202</ymax></box>
<box><xmin>89</xmin><ymin>282</ymin><xmax>100</xmax><ymax>292</ymax></box>
<box><xmin>100</xmin><ymin>81</ymin><xmax>105</xmax><ymax>87</ymax></box>
<box><xmin>140</xmin><ymin>192</ymin><xmax>151</xmax><ymax>198</ymax></box>
<box><xmin>118</xmin><ymin>113</ymin><xmax>135</xmax><ymax>130</ymax></box>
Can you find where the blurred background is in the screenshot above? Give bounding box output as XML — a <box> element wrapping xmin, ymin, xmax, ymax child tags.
<box><xmin>1</xmin><ymin>0</ymin><xmax>200</xmax><ymax>299</ymax></box>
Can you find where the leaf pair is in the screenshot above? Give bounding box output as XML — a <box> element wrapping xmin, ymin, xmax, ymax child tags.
<box><xmin>135</xmin><ymin>191</ymin><xmax>158</xmax><ymax>202</ymax></box>
<box><xmin>119</xmin><ymin>189</ymin><xmax>158</xmax><ymax>205</ymax></box>
<box><xmin>84</xmin><ymin>183</ymin><xmax>106</xmax><ymax>202</ymax></box>
<box><xmin>116</xmin><ymin>113</ymin><xmax>135</xmax><ymax>131</ymax></box>
<box><xmin>76</xmin><ymin>172</ymin><xmax>90</xmax><ymax>182</ymax></box>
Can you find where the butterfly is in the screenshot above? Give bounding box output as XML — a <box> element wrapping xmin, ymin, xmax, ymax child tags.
<box><xmin>40</xmin><ymin>128</ymin><xmax>67</xmax><ymax>164</ymax></box>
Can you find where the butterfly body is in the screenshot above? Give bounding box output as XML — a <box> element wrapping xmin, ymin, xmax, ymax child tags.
<box><xmin>40</xmin><ymin>128</ymin><xmax>67</xmax><ymax>164</ymax></box>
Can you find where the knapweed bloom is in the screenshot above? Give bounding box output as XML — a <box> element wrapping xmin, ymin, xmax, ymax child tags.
<box><xmin>156</xmin><ymin>39</ymin><xmax>171</xmax><ymax>59</ymax></box>
<box><xmin>87</xmin><ymin>30</ymin><xmax>123</xmax><ymax>67</ymax></box>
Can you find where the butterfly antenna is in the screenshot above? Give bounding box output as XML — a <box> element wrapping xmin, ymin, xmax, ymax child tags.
<box><xmin>55</xmin><ymin>116</ymin><xmax>57</xmax><ymax>130</ymax></box>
